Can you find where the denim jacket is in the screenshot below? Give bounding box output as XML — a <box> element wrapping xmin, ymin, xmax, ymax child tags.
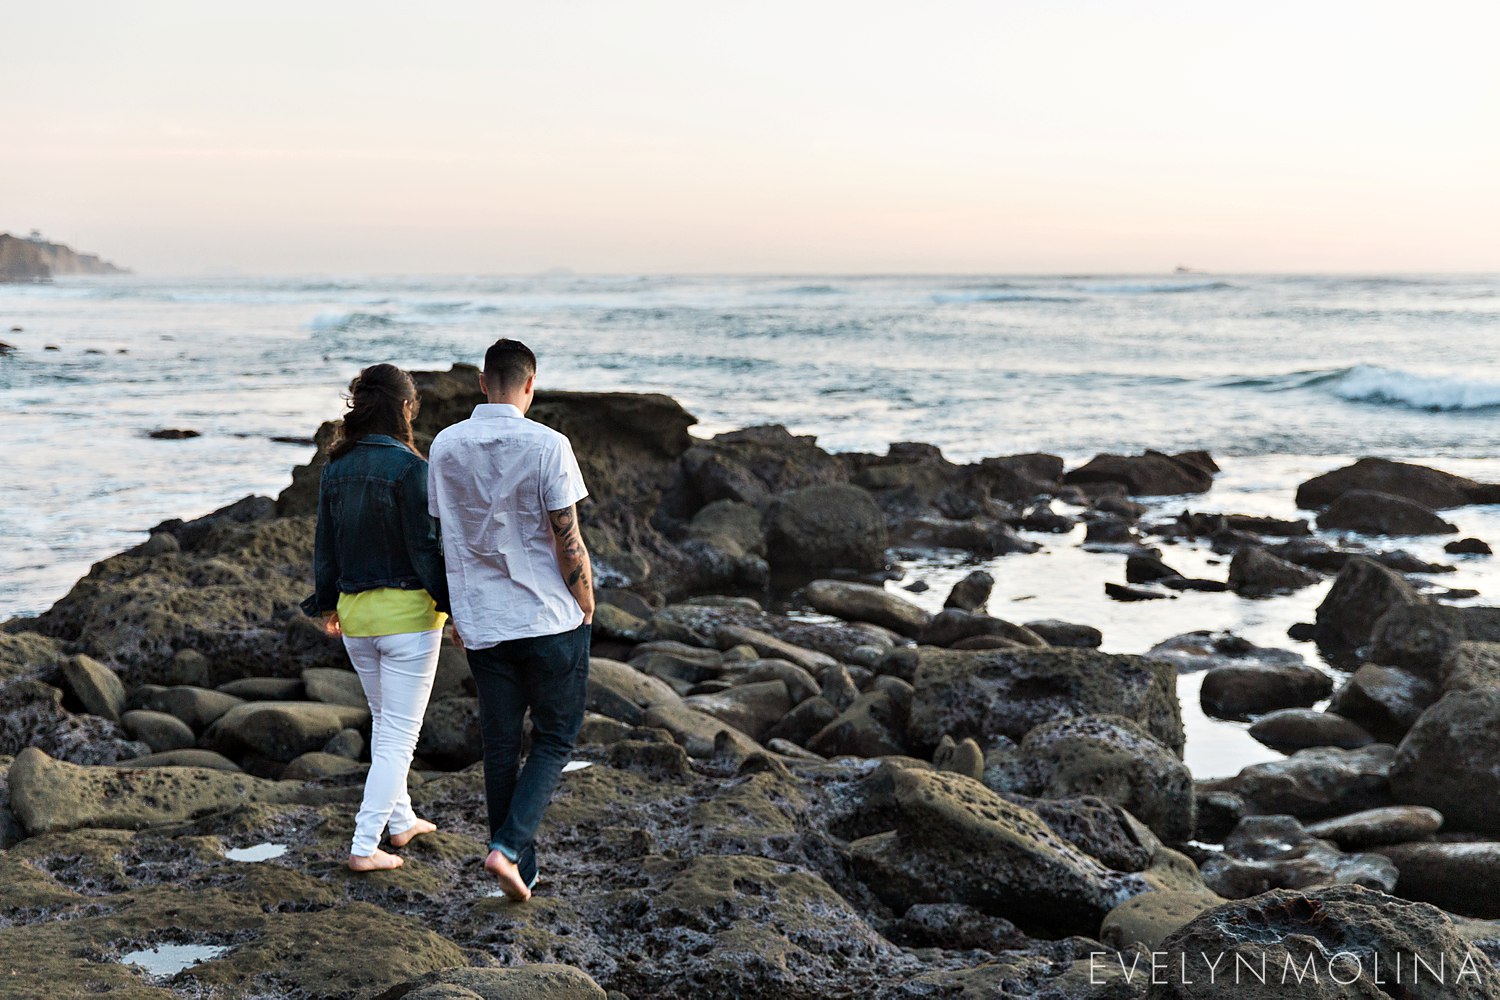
<box><xmin>304</xmin><ymin>434</ymin><xmax>450</xmax><ymax>616</ymax></box>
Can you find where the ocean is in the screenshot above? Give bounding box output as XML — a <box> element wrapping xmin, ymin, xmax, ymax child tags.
<box><xmin>4</xmin><ymin>273</ymin><xmax>1499</xmax><ymax>776</ymax></box>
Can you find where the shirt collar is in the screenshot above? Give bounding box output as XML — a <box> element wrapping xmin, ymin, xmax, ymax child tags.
<box><xmin>358</xmin><ymin>434</ymin><xmax>408</xmax><ymax>449</ymax></box>
<box><xmin>474</xmin><ymin>403</ymin><xmax>524</xmax><ymax>419</ymax></box>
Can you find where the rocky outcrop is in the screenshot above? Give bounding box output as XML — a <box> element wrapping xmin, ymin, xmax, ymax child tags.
<box><xmin>0</xmin><ymin>232</ymin><xmax>127</xmax><ymax>281</ymax></box>
<box><xmin>1318</xmin><ymin>489</ymin><xmax>1457</xmax><ymax>536</ymax></box>
<box><xmin>1297</xmin><ymin>457</ymin><xmax>1500</xmax><ymax>510</ymax></box>
<box><xmin>1064</xmin><ymin>450</ymin><xmax>1218</xmax><ymax>496</ymax></box>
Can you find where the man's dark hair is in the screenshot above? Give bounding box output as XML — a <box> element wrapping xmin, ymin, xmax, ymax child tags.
<box><xmin>484</xmin><ymin>338</ymin><xmax>537</xmax><ymax>393</ymax></box>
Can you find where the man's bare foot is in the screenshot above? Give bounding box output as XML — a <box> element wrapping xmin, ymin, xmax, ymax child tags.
<box><xmin>348</xmin><ymin>848</ymin><xmax>404</xmax><ymax>872</ymax></box>
<box><xmin>484</xmin><ymin>849</ymin><xmax>531</xmax><ymax>901</ymax></box>
<box><xmin>389</xmin><ymin>818</ymin><xmax>437</xmax><ymax>848</ymax></box>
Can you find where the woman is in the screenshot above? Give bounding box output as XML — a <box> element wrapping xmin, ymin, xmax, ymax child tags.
<box><xmin>307</xmin><ymin>363</ymin><xmax>450</xmax><ymax>872</ymax></box>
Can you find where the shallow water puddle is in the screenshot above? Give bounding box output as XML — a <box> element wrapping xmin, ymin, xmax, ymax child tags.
<box><xmin>562</xmin><ymin>761</ymin><xmax>592</xmax><ymax>773</ymax></box>
<box><xmin>121</xmin><ymin>943</ymin><xmax>230</xmax><ymax>978</ymax></box>
<box><xmin>223</xmin><ymin>842</ymin><xmax>288</xmax><ymax>862</ymax></box>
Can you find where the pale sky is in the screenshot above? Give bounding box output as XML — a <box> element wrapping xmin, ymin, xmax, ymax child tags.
<box><xmin>4</xmin><ymin>1</ymin><xmax>1497</xmax><ymax>275</ymax></box>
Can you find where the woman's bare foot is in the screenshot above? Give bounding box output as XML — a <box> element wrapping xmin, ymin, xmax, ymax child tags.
<box><xmin>484</xmin><ymin>849</ymin><xmax>531</xmax><ymax>901</ymax></box>
<box><xmin>348</xmin><ymin>848</ymin><xmax>404</xmax><ymax>872</ymax></box>
<box><xmin>389</xmin><ymin>818</ymin><xmax>437</xmax><ymax>848</ymax></box>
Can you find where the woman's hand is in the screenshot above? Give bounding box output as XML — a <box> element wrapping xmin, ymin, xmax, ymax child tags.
<box><xmin>448</xmin><ymin>621</ymin><xmax>464</xmax><ymax>650</ymax></box>
<box><xmin>322</xmin><ymin>612</ymin><xmax>342</xmax><ymax>638</ymax></box>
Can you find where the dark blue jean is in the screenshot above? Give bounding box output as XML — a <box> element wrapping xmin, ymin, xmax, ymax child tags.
<box><xmin>466</xmin><ymin>622</ymin><xmax>590</xmax><ymax>862</ymax></box>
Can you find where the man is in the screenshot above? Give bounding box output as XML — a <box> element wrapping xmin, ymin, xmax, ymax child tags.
<box><xmin>427</xmin><ymin>338</ymin><xmax>594</xmax><ymax>901</ymax></box>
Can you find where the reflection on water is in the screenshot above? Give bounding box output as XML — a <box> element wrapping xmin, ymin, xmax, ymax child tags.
<box><xmin>120</xmin><ymin>943</ymin><xmax>229</xmax><ymax>978</ymax></box>
<box><xmin>223</xmin><ymin>842</ymin><xmax>289</xmax><ymax>862</ymax></box>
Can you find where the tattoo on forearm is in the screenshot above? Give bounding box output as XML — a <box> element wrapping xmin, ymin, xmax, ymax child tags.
<box><xmin>549</xmin><ymin>505</ymin><xmax>590</xmax><ymax>593</ymax></box>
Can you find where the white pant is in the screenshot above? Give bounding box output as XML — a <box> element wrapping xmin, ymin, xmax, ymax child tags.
<box><xmin>342</xmin><ymin>628</ymin><xmax>441</xmax><ymax>857</ymax></box>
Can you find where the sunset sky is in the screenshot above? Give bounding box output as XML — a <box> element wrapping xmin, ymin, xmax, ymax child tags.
<box><xmin>5</xmin><ymin>1</ymin><xmax>1497</xmax><ymax>275</ymax></box>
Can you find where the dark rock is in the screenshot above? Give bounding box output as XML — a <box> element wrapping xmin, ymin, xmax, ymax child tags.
<box><xmin>686</xmin><ymin>680</ymin><xmax>792</xmax><ymax>742</ymax></box>
<box><xmin>983</xmin><ymin>714</ymin><xmax>1195</xmax><ymax>841</ymax></box>
<box><xmin>1193</xmin><ymin>788</ymin><xmax>1247</xmax><ymax>843</ymax></box>
<box><xmin>763</xmin><ymin>696</ymin><xmax>840</xmax><ymax>747</ymax></box>
<box><xmin>120</xmin><ymin>709</ymin><xmax>196</xmax><ymax>752</ymax></box>
<box><xmin>1373</xmin><ymin>841</ymin><xmax>1500</xmax><ymax>918</ymax></box>
<box><xmin>1200</xmin><ymin>660</ymin><xmax>1334</xmax><ymax>721</ymax></box>
<box><xmin>1390</xmin><ymin>689</ymin><xmax>1500</xmax><ymax>835</ymax></box>
<box><xmin>891</xmin><ymin>514</ymin><xmax>1040</xmax><ymax>556</ymax></box>
<box><xmin>283</xmin><ymin>751</ymin><xmax>367</xmax><ymax>781</ymax></box>
<box><xmin>890</xmin><ymin>902</ymin><xmax>1028</xmax><ymax>951</ymax></box>
<box><xmin>1368</xmin><ymin>606</ymin><xmax>1500</xmax><ymax>680</ymax></box>
<box><xmin>0</xmin><ymin>679</ymin><xmax>147</xmax><ymax>764</ymax></box>
<box><xmin>148</xmin><ymin>428</ymin><xmax>201</xmax><ymax>439</ymax></box>
<box><xmin>1297</xmin><ymin>456</ymin><xmax>1500</xmax><ymax>510</ymax></box>
<box><xmin>1228</xmin><ymin>546</ymin><xmax>1321</xmax><ymax>596</ymax></box>
<box><xmin>217</xmin><ymin>677</ymin><xmax>305</xmax><ymax>700</ymax></box>
<box><xmin>679</xmin><ymin>424</ymin><xmax>845</xmax><ymax>509</ymax></box>
<box><xmin>766</xmin><ymin>484</ymin><xmax>887</xmax><ymax>572</ymax></box>
<box><xmin>1216</xmin><ymin>744</ymin><xmax>1395</xmax><ymax>821</ymax></box>
<box><xmin>206</xmin><ymin>701</ymin><xmax>370</xmax><ymax>763</ymax></box>
<box><xmin>588</xmin><ymin>656</ymin><xmax>683</xmax><ymax>724</ymax></box>
<box><xmin>1328</xmin><ymin>663</ymin><xmax>1438</xmax><ymax>743</ymax></box>
<box><xmin>1065</xmin><ymin>450</ymin><xmax>1217</xmax><ymax>496</ymax></box>
<box><xmin>415</xmin><ymin>697</ymin><xmax>483</xmax><ymax>769</ymax></box>
<box><xmin>808</xmin><ymin>690</ymin><xmax>907</xmax><ymax>758</ymax></box>
<box><xmin>916</xmin><ymin>608</ymin><xmax>1046</xmax><ymax>648</ymax></box>
<box><xmin>1443</xmin><ymin>640</ymin><xmax>1500</xmax><ymax>693</ymax></box>
<box><xmin>1127</xmin><ymin>554</ymin><xmax>1182</xmax><ymax>583</ymax></box>
<box><xmin>908</xmin><ymin>647</ymin><xmax>1183</xmax><ymax>754</ymax></box>
<box><xmin>116</xmin><ymin>748</ymin><xmax>242</xmax><ymax>770</ymax></box>
<box><xmin>302</xmin><ymin>666</ymin><xmax>368</xmax><ymax>708</ymax></box>
<box><xmin>943</xmin><ymin>570</ymin><xmax>994</xmax><ymax>612</ymax></box>
<box><xmin>1447</xmin><ymin>537</ymin><xmax>1493</xmax><ymax>555</ymax></box>
<box><xmin>717</xmin><ymin>658</ymin><xmax>819</xmax><ymax>704</ymax></box>
<box><xmin>323</xmin><ymin>727</ymin><xmax>364</xmax><ymax>760</ymax></box>
<box><xmin>131</xmin><ymin>684</ymin><xmax>245</xmax><ymax>731</ymax></box>
<box><xmin>1248</xmin><ymin>709</ymin><xmax>1376</xmax><ymax>753</ymax></box>
<box><xmin>1024</xmin><ymin>619</ymin><xmax>1103</xmax><ymax>648</ymax></box>
<box><xmin>1319</xmin><ymin>489</ymin><xmax>1457</xmax><ymax>536</ymax></box>
<box><xmin>1201</xmin><ymin>814</ymin><xmax>1397</xmax><ymax>898</ymax></box>
<box><xmin>1305</xmin><ymin>805</ymin><xmax>1444</xmax><ymax>848</ymax></box>
<box><xmin>1105</xmin><ymin>582</ymin><xmax>1167</xmax><ymax>602</ymax></box>
<box><xmin>1085</xmin><ymin>517</ymin><xmax>1137</xmax><ymax>545</ymax></box>
<box><xmin>1314</xmin><ymin>556</ymin><xmax>1426</xmax><ymax>649</ymax></box>
<box><xmin>375</xmin><ymin>965</ymin><xmax>607</xmax><ymax>1000</ymax></box>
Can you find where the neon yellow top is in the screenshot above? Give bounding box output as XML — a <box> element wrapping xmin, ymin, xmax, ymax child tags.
<box><xmin>336</xmin><ymin>588</ymin><xmax>447</xmax><ymax>638</ymax></box>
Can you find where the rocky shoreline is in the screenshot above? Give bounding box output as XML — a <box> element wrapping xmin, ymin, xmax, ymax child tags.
<box><xmin>4</xmin><ymin>363</ymin><xmax>1500</xmax><ymax>998</ymax></box>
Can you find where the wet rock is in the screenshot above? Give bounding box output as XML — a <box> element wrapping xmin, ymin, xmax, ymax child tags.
<box><xmin>985</xmin><ymin>714</ymin><xmax>1195</xmax><ymax>842</ymax></box>
<box><xmin>1150</xmin><ymin>883</ymin><xmax>1500</xmax><ymax>997</ymax></box>
<box><xmin>848</xmin><ymin>764</ymin><xmax>1153</xmax><ymax>937</ymax></box>
<box><xmin>1447</xmin><ymin>537</ymin><xmax>1493</xmax><ymax>555</ymax></box>
<box><xmin>1319</xmin><ymin>489</ymin><xmax>1457</xmax><ymax>536</ymax></box>
<box><xmin>943</xmin><ymin>570</ymin><xmax>994</xmax><ymax>612</ymax></box>
<box><xmin>804</xmin><ymin>580</ymin><xmax>931</xmax><ymax>636</ymax></box>
<box><xmin>1305</xmin><ymin>805</ymin><xmax>1444</xmax><ymax>848</ymax></box>
<box><xmin>1248</xmin><ymin>708</ymin><xmax>1375</xmax><ymax>753</ymax></box>
<box><xmin>1024</xmin><ymin>619</ymin><xmax>1103</xmax><ymax>648</ymax></box>
<box><xmin>376</xmin><ymin>965</ymin><xmax>608</xmax><ymax>1000</ymax></box>
<box><xmin>1065</xmin><ymin>450</ymin><xmax>1217</xmax><ymax>496</ymax></box>
<box><xmin>121</xmin><ymin>709</ymin><xmax>196</xmax><ymax>752</ymax></box>
<box><xmin>1314</xmin><ymin>556</ymin><xmax>1426</xmax><ymax>649</ymax></box>
<box><xmin>1367</xmin><ymin>604</ymin><xmax>1500</xmax><ymax>679</ymax></box>
<box><xmin>206</xmin><ymin>701</ymin><xmax>370</xmax><ymax>763</ymax></box>
<box><xmin>1101</xmin><ymin>888</ymin><xmax>1226</xmax><ymax>951</ymax></box>
<box><xmin>1201</xmin><ymin>814</ymin><xmax>1397</xmax><ymax>898</ymax></box>
<box><xmin>892</xmin><ymin>514</ymin><xmax>1040</xmax><ymax>557</ymax></box>
<box><xmin>909</xmin><ymin>647</ymin><xmax>1183</xmax><ymax>754</ymax></box>
<box><xmin>1297</xmin><ymin>456</ymin><xmax>1500</xmax><ymax>510</ymax></box>
<box><xmin>1372</xmin><ymin>841</ymin><xmax>1500</xmax><ymax>918</ymax></box>
<box><xmin>302</xmin><ymin>666</ymin><xmax>368</xmax><ymax>708</ymax></box>
<box><xmin>148</xmin><ymin>427</ymin><xmax>201</xmax><ymax>439</ymax></box>
<box><xmin>415</xmin><ymin>697</ymin><xmax>483</xmax><ymax>769</ymax></box>
<box><xmin>131</xmin><ymin>684</ymin><xmax>245</xmax><ymax>731</ymax></box>
<box><xmin>1105</xmin><ymin>582</ymin><xmax>1166</xmax><ymax>602</ymax></box>
<box><xmin>1193</xmin><ymin>788</ymin><xmax>1247</xmax><ymax>843</ymax></box>
<box><xmin>916</xmin><ymin>608</ymin><xmax>1046</xmax><ymax>648</ymax></box>
<box><xmin>1214</xmin><ymin>744</ymin><xmax>1395</xmax><ymax>821</ymax></box>
<box><xmin>8</xmin><ymin>747</ymin><xmax>304</xmax><ymax>834</ymax></box>
<box><xmin>59</xmin><ymin>654</ymin><xmax>127</xmax><ymax>721</ymax></box>
<box><xmin>1390</xmin><ymin>689</ymin><xmax>1500</xmax><ymax>835</ymax></box>
<box><xmin>1127</xmin><ymin>554</ymin><xmax>1182</xmax><ymax>583</ymax></box>
<box><xmin>1327</xmin><ymin>663</ymin><xmax>1437</xmax><ymax>743</ymax></box>
<box><xmin>1228</xmin><ymin>545</ymin><xmax>1321</xmax><ymax>596</ymax></box>
<box><xmin>1086</xmin><ymin>517</ymin><xmax>1137</xmax><ymax>545</ymax></box>
<box><xmin>685</xmin><ymin>680</ymin><xmax>792</xmax><ymax>742</ymax></box>
<box><xmin>766</xmin><ymin>484</ymin><xmax>887</xmax><ymax>572</ymax></box>
<box><xmin>1200</xmin><ymin>660</ymin><xmax>1334</xmax><ymax>721</ymax></box>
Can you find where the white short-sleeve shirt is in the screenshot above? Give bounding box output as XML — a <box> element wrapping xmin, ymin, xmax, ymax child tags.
<box><xmin>428</xmin><ymin>403</ymin><xmax>590</xmax><ymax>647</ymax></box>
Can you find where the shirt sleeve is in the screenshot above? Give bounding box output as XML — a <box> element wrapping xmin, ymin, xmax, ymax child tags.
<box><xmin>543</xmin><ymin>436</ymin><xmax>589</xmax><ymax>512</ymax></box>
<box><xmin>427</xmin><ymin>442</ymin><xmax>442</xmax><ymax>518</ymax></box>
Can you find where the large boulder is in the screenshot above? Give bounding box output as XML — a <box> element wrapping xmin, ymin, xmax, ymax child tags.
<box><xmin>1372</xmin><ymin>842</ymin><xmax>1500</xmax><ymax>919</ymax></box>
<box><xmin>1297</xmin><ymin>457</ymin><xmax>1500</xmax><ymax>510</ymax></box>
<box><xmin>1248</xmin><ymin>708</ymin><xmax>1375</xmax><ymax>754</ymax></box>
<box><xmin>1390</xmin><ymin>689</ymin><xmax>1500</xmax><ymax>835</ymax></box>
<box><xmin>765</xmin><ymin>484</ymin><xmax>887</xmax><ymax>572</ymax></box>
<box><xmin>1200</xmin><ymin>661</ymin><xmax>1334</xmax><ymax>720</ymax></box>
<box><xmin>1147</xmin><ymin>884</ymin><xmax>1500</xmax><ymax>997</ymax></box>
<box><xmin>7</xmin><ymin>747</ymin><xmax>305</xmax><ymax>834</ymax></box>
<box><xmin>1327</xmin><ymin>663</ymin><xmax>1438</xmax><ymax>744</ymax></box>
<box><xmin>58</xmin><ymin>655</ymin><xmax>127</xmax><ymax>721</ymax></box>
<box><xmin>908</xmin><ymin>647</ymin><xmax>1183</xmax><ymax>754</ymax></box>
<box><xmin>803</xmin><ymin>580</ymin><xmax>931</xmax><ymax>636</ymax></box>
<box><xmin>677</xmin><ymin>424</ymin><xmax>845</xmax><ymax>509</ymax></box>
<box><xmin>1064</xmin><ymin>450</ymin><xmax>1217</xmax><ymax>496</ymax></box>
<box><xmin>1314</xmin><ymin>556</ymin><xmax>1426</xmax><ymax>649</ymax></box>
<box><xmin>684</xmin><ymin>680</ymin><xmax>793</xmax><ymax>742</ymax></box>
<box><xmin>1200</xmin><ymin>814</ymin><xmax>1397</xmax><ymax>899</ymax></box>
<box><xmin>1318</xmin><ymin>489</ymin><xmax>1457</xmax><ymax>536</ymax></box>
<box><xmin>984</xmin><ymin>714</ymin><xmax>1195</xmax><ymax>842</ymax></box>
<box><xmin>587</xmin><ymin>656</ymin><xmax>683</xmax><ymax>724</ymax></box>
<box><xmin>848</xmin><ymin>764</ymin><xmax>1158</xmax><ymax>937</ymax></box>
<box><xmin>414</xmin><ymin>696</ymin><xmax>483</xmax><ymax>769</ymax></box>
<box><xmin>1228</xmin><ymin>546</ymin><xmax>1321</xmax><ymax>597</ymax></box>
<box><xmin>1367</xmin><ymin>605</ymin><xmax>1500</xmax><ymax>679</ymax></box>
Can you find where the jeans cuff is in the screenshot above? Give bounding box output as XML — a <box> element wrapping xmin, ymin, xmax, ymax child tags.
<box><xmin>489</xmin><ymin>841</ymin><xmax>519</xmax><ymax>862</ymax></box>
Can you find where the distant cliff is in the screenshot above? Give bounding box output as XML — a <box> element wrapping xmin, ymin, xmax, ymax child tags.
<box><xmin>0</xmin><ymin>233</ymin><xmax>128</xmax><ymax>281</ymax></box>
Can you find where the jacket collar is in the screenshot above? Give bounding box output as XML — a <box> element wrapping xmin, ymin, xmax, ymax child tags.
<box><xmin>473</xmin><ymin>403</ymin><xmax>524</xmax><ymax>419</ymax></box>
<box><xmin>357</xmin><ymin>434</ymin><xmax>409</xmax><ymax>449</ymax></box>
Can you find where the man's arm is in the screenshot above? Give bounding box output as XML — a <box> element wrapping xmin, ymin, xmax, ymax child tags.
<box><xmin>548</xmin><ymin>504</ymin><xmax>594</xmax><ymax>624</ymax></box>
